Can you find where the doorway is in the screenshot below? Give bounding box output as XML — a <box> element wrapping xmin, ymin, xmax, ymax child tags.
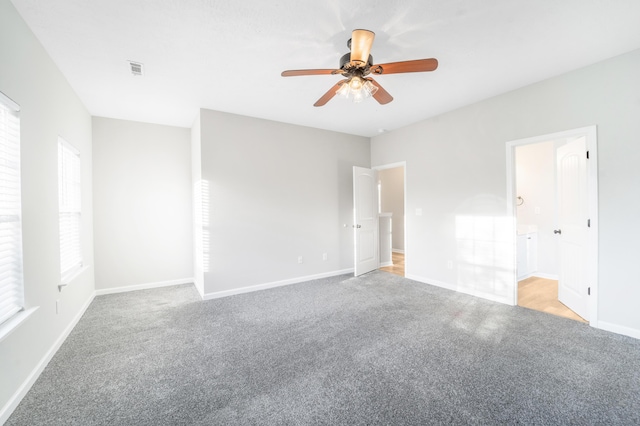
<box><xmin>376</xmin><ymin>163</ymin><xmax>406</xmax><ymax>277</ymax></box>
<box><xmin>506</xmin><ymin>126</ymin><xmax>598</xmax><ymax>325</ymax></box>
<box><xmin>517</xmin><ymin>276</ymin><xmax>587</xmax><ymax>323</ymax></box>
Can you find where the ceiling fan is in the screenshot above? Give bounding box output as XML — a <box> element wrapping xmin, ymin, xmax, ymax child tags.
<box><xmin>281</xmin><ymin>29</ymin><xmax>438</xmax><ymax>107</ymax></box>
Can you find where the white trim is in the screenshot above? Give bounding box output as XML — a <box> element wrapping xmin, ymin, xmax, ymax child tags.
<box><xmin>392</xmin><ymin>248</ymin><xmax>405</xmax><ymax>254</ymax></box>
<box><xmin>202</xmin><ymin>269</ymin><xmax>353</xmax><ymax>300</ymax></box>
<box><xmin>506</xmin><ymin>126</ymin><xmax>598</xmax><ymax>323</ymax></box>
<box><xmin>379</xmin><ymin>261</ymin><xmax>393</xmax><ymax>268</ymax></box>
<box><xmin>584</xmin><ymin>127</ymin><xmax>599</xmax><ymax>326</ymax></box>
<box><xmin>597</xmin><ymin>321</ymin><xmax>640</xmax><ymax>340</ymax></box>
<box><xmin>95</xmin><ymin>278</ymin><xmax>194</xmax><ymax>296</ymax></box>
<box><xmin>405</xmin><ymin>274</ymin><xmax>512</xmax><ymax>305</ymax></box>
<box><xmin>517</xmin><ymin>273</ymin><xmax>536</xmax><ymax>281</ymax></box>
<box><xmin>0</xmin><ymin>293</ymin><xmax>94</xmax><ymax>425</ymax></box>
<box><xmin>517</xmin><ymin>272</ymin><xmax>559</xmax><ymax>281</ymax></box>
<box><xmin>0</xmin><ymin>307</ymin><xmax>38</xmax><ymax>343</ymax></box>
<box><xmin>531</xmin><ymin>273</ymin><xmax>559</xmax><ymax>281</ymax></box>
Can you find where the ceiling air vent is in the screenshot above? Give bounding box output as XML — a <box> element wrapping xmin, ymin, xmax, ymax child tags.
<box><xmin>128</xmin><ymin>61</ymin><xmax>144</xmax><ymax>76</ymax></box>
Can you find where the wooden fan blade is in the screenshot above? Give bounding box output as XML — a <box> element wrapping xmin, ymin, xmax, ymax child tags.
<box><xmin>366</xmin><ymin>78</ymin><xmax>393</xmax><ymax>105</ymax></box>
<box><xmin>350</xmin><ymin>29</ymin><xmax>375</xmax><ymax>65</ymax></box>
<box><xmin>314</xmin><ymin>80</ymin><xmax>345</xmax><ymax>107</ymax></box>
<box><xmin>281</xmin><ymin>69</ymin><xmax>343</xmax><ymax>77</ymax></box>
<box><xmin>371</xmin><ymin>58</ymin><xmax>438</xmax><ymax>75</ymax></box>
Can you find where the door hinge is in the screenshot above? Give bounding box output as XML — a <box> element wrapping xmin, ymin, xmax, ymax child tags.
<box><xmin>587</xmin><ymin>219</ymin><xmax>591</xmax><ymax>227</ymax></box>
<box><xmin>586</xmin><ymin>150</ymin><xmax>590</xmax><ymax>159</ymax></box>
<box><xmin>588</xmin><ymin>287</ymin><xmax>591</xmax><ymax>296</ymax></box>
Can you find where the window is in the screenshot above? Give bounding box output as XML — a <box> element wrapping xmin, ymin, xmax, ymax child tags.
<box><xmin>0</xmin><ymin>92</ymin><xmax>24</xmax><ymax>325</ymax></box>
<box><xmin>58</xmin><ymin>137</ymin><xmax>82</xmax><ymax>281</ymax></box>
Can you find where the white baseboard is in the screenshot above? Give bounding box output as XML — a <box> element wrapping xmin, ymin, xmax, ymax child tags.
<box><xmin>95</xmin><ymin>278</ymin><xmax>194</xmax><ymax>296</ymax></box>
<box><xmin>405</xmin><ymin>274</ymin><xmax>512</xmax><ymax>305</ymax></box>
<box><xmin>0</xmin><ymin>292</ymin><xmax>95</xmax><ymax>425</ymax></box>
<box><xmin>392</xmin><ymin>249</ymin><xmax>405</xmax><ymax>254</ymax></box>
<box><xmin>596</xmin><ymin>320</ymin><xmax>640</xmax><ymax>340</ymax></box>
<box><xmin>518</xmin><ymin>272</ymin><xmax>559</xmax><ymax>281</ymax></box>
<box><xmin>379</xmin><ymin>261</ymin><xmax>393</xmax><ymax>267</ymax></box>
<box><xmin>202</xmin><ymin>269</ymin><xmax>354</xmax><ymax>300</ymax></box>
<box><xmin>532</xmin><ymin>272</ymin><xmax>559</xmax><ymax>280</ymax></box>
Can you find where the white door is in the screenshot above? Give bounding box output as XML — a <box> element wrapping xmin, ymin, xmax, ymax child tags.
<box><xmin>556</xmin><ymin>137</ymin><xmax>589</xmax><ymax>320</ymax></box>
<box><xmin>353</xmin><ymin>166</ymin><xmax>379</xmax><ymax>276</ymax></box>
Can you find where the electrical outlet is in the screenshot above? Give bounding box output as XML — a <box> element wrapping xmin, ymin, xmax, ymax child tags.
<box><xmin>416</xmin><ymin>208</ymin><xmax>423</xmax><ymax>216</ymax></box>
<box><xmin>534</xmin><ymin>206</ymin><xmax>541</xmax><ymax>214</ymax></box>
<box><xmin>447</xmin><ymin>260</ymin><xmax>453</xmax><ymax>270</ymax></box>
<box><xmin>56</xmin><ymin>299</ymin><xmax>61</xmax><ymax>314</ymax></box>
<box><xmin>322</xmin><ymin>253</ymin><xmax>328</xmax><ymax>261</ymax></box>
<box><xmin>298</xmin><ymin>256</ymin><xmax>303</xmax><ymax>264</ymax></box>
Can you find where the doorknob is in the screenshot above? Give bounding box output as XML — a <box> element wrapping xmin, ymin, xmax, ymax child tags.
<box><xmin>554</xmin><ymin>229</ymin><xmax>562</xmax><ymax>234</ymax></box>
<box><xmin>352</xmin><ymin>224</ymin><xmax>362</xmax><ymax>228</ymax></box>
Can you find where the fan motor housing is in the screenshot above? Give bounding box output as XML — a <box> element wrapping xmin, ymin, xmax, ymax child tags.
<box><xmin>340</xmin><ymin>53</ymin><xmax>373</xmax><ymax>72</ymax></box>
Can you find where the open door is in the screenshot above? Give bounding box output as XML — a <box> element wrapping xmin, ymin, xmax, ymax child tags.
<box><xmin>556</xmin><ymin>137</ymin><xmax>589</xmax><ymax>320</ymax></box>
<box><xmin>353</xmin><ymin>166</ymin><xmax>379</xmax><ymax>276</ymax></box>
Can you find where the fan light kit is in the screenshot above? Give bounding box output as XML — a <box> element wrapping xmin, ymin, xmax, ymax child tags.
<box><xmin>281</xmin><ymin>29</ymin><xmax>438</xmax><ymax>106</ymax></box>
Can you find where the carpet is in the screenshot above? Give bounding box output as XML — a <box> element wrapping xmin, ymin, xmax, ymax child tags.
<box><xmin>7</xmin><ymin>271</ymin><xmax>640</xmax><ymax>425</ymax></box>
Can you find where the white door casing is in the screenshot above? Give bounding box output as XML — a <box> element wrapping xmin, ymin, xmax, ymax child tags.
<box><xmin>506</xmin><ymin>125</ymin><xmax>598</xmax><ymax>326</ymax></box>
<box><xmin>557</xmin><ymin>137</ymin><xmax>589</xmax><ymax>320</ymax></box>
<box><xmin>353</xmin><ymin>166</ymin><xmax>379</xmax><ymax>276</ymax></box>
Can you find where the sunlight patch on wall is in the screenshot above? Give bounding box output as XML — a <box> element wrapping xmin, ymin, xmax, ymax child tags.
<box><xmin>455</xmin><ymin>214</ymin><xmax>514</xmax><ymax>300</ymax></box>
<box><xmin>195</xmin><ymin>179</ymin><xmax>210</xmax><ymax>273</ymax></box>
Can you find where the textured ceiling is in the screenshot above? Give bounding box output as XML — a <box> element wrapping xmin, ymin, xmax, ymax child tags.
<box><xmin>10</xmin><ymin>0</ymin><xmax>640</xmax><ymax>137</ymax></box>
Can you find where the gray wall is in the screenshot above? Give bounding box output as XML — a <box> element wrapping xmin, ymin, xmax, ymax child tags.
<box><xmin>3</xmin><ymin>0</ymin><xmax>640</xmax><ymax>416</ymax></box>
<box><xmin>196</xmin><ymin>109</ymin><xmax>370</xmax><ymax>296</ymax></box>
<box><xmin>379</xmin><ymin>167</ymin><xmax>405</xmax><ymax>252</ymax></box>
<box><xmin>371</xmin><ymin>48</ymin><xmax>640</xmax><ymax>335</ymax></box>
<box><xmin>92</xmin><ymin>117</ymin><xmax>193</xmax><ymax>291</ymax></box>
<box><xmin>0</xmin><ymin>0</ymin><xmax>95</xmax><ymax>418</ymax></box>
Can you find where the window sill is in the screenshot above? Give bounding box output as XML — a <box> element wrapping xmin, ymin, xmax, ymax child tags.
<box><xmin>0</xmin><ymin>307</ymin><xmax>39</xmax><ymax>343</ymax></box>
<box><xmin>59</xmin><ymin>264</ymin><xmax>91</xmax><ymax>291</ymax></box>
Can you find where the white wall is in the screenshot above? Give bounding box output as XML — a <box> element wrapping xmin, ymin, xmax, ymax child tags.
<box><xmin>379</xmin><ymin>167</ymin><xmax>405</xmax><ymax>252</ymax></box>
<box><xmin>197</xmin><ymin>109</ymin><xmax>370</xmax><ymax>297</ymax></box>
<box><xmin>371</xmin><ymin>48</ymin><xmax>640</xmax><ymax>337</ymax></box>
<box><xmin>515</xmin><ymin>141</ymin><xmax>558</xmax><ymax>277</ymax></box>
<box><xmin>0</xmin><ymin>0</ymin><xmax>95</xmax><ymax>419</ymax></box>
<box><xmin>92</xmin><ymin>117</ymin><xmax>193</xmax><ymax>291</ymax></box>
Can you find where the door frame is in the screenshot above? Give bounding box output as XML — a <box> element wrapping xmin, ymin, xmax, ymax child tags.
<box><xmin>505</xmin><ymin>126</ymin><xmax>598</xmax><ymax>326</ymax></box>
<box><xmin>373</xmin><ymin>161</ymin><xmax>407</xmax><ymax>273</ymax></box>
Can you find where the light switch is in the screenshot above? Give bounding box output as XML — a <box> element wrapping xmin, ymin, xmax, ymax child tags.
<box><xmin>416</xmin><ymin>208</ymin><xmax>423</xmax><ymax>216</ymax></box>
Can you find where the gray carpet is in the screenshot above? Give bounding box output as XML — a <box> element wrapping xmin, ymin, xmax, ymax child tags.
<box><xmin>7</xmin><ymin>271</ymin><xmax>640</xmax><ymax>425</ymax></box>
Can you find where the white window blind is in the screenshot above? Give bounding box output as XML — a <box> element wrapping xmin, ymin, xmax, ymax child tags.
<box><xmin>0</xmin><ymin>93</ymin><xmax>24</xmax><ymax>325</ymax></box>
<box><xmin>58</xmin><ymin>138</ymin><xmax>82</xmax><ymax>280</ymax></box>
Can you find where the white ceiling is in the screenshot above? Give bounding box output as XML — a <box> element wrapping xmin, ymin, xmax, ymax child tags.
<box><xmin>10</xmin><ymin>0</ymin><xmax>640</xmax><ymax>137</ymax></box>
